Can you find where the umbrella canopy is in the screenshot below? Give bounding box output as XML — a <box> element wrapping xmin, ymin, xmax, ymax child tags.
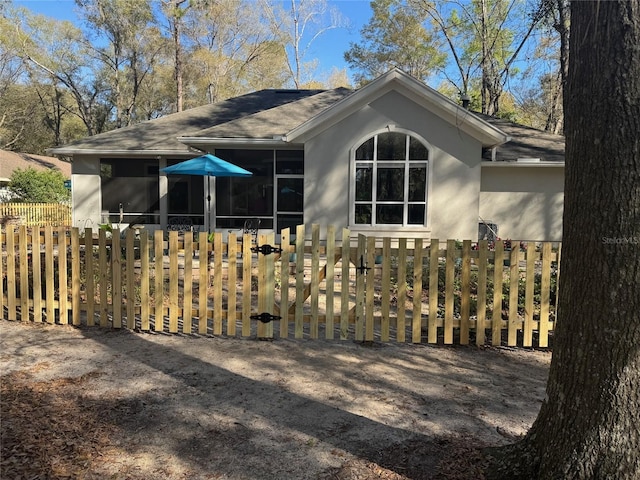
<box><xmin>161</xmin><ymin>153</ymin><xmax>253</xmax><ymax>177</ymax></box>
<box><xmin>161</xmin><ymin>153</ymin><xmax>252</xmax><ymax>232</ymax></box>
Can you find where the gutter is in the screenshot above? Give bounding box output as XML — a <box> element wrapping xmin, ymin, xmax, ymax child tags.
<box><xmin>179</xmin><ymin>136</ymin><xmax>292</xmax><ymax>148</ymax></box>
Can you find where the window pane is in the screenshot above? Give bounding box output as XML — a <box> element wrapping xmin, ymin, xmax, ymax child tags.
<box><xmin>377</xmin><ymin>167</ymin><xmax>404</xmax><ymax>201</ymax></box>
<box><xmin>409</xmin><ymin>137</ymin><xmax>428</xmax><ymax>159</ymax></box>
<box><xmin>377</xmin><ymin>132</ymin><xmax>406</xmax><ymax>160</ymax></box>
<box><xmin>277</xmin><ymin>178</ymin><xmax>303</xmax><ymax>212</ymax></box>
<box><xmin>276</xmin><ymin>150</ymin><xmax>304</xmax><ymax>174</ymax></box>
<box><xmin>355</xmin><ymin>166</ymin><xmax>372</xmax><ymax>201</ymax></box>
<box><xmin>356</xmin><ymin>138</ymin><xmax>374</xmax><ymax>160</ymax></box>
<box><xmin>408</xmin><ymin>166</ymin><xmax>427</xmax><ymax>201</ymax></box>
<box><xmin>376</xmin><ymin>204</ymin><xmax>403</xmax><ymax>224</ymax></box>
<box><xmin>355</xmin><ymin>204</ymin><xmax>372</xmax><ymax>224</ymax></box>
<box><xmin>408</xmin><ymin>204</ymin><xmax>426</xmax><ymax>225</ymax></box>
<box><xmin>277</xmin><ymin>214</ymin><xmax>303</xmax><ymax>233</ymax></box>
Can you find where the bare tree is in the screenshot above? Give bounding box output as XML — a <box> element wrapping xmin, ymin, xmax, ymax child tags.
<box><xmin>261</xmin><ymin>0</ymin><xmax>347</xmax><ymax>88</ymax></box>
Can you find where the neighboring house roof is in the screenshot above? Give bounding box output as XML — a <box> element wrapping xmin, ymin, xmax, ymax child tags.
<box><xmin>48</xmin><ymin>69</ymin><xmax>564</xmax><ymax>163</ymax></box>
<box><xmin>0</xmin><ymin>150</ymin><xmax>71</xmax><ymax>182</ymax></box>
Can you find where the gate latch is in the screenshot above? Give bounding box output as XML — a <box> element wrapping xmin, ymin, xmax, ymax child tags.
<box><xmin>251</xmin><ymin>244</ymin><xmax>283</xmax><ymax>255</ymax></box>
<box><xmin>356</xmin><ymin>255</ymin><xmax>371</xmax><ymax>275</ymax></box>
<box><xmin>250</xmin><ymin>312</ymin><xmax>282</xmax><ymax>323</ymax></box>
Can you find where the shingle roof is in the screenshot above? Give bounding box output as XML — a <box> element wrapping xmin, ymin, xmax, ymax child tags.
<box><xmin>476</xmin><ymin>113</ymin><xmax>565</xmax><ymax>162</ymax></box>
<box><xmin>49</xmin><ymin>89</ymin><xmax>331</xmax><ymax>153</ymax></box>
<box><xmin>49</xmin><ymin>86</ymin><xmax>564</xmax><ymax>163</ymax></box>
<box><xmin>0</xmin><ymin>150</ymin><xmax>71</xmax><ymax>181</ymax></box>
<box><xmin>189</xmin><ymin>88</ymin><xmax>352</xmax><ymax>139</ymax></box>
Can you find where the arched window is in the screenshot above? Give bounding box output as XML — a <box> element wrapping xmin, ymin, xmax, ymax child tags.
<box><xmin>352</xmin><ymin>131</ymin><xmax>429</xmax><ymax>226</ymax></box>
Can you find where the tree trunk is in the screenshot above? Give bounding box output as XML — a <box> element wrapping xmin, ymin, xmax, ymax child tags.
<box><xmin>486</xmin><ymin>1</ymin><xmax>640</xmax><ymax>478</ymax></box>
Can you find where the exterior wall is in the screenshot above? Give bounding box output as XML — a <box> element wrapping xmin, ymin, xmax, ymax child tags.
<box><xmin>303</xmin><ymin>89</ymin><xmax>484</xmax><ymax>240</ymax></box>
<box><xmin>479</xmin><ymin>164</ymin><xmax>564</xmax><ymax>241</ymax></box>
<box><xmin>71</xmin><ymin>156</ymin><xmax>102</xmax><ymax>229</ymax></box>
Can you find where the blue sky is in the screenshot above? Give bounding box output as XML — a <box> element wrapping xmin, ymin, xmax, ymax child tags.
<box><xmin>15</xmin><ymin>0</ymin><xmax>373</xmax><ymax>81</ymax></box>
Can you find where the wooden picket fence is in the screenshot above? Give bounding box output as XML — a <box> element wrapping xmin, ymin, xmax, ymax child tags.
<box><xmin>1</xmin><ymin>224</ymin><xmax>559</xmax><ymax>347</ymax></box>
<box><xmin>0</xmin><ymin>203</ymin><xmax>71</xmax><ymax>227</ymax></box>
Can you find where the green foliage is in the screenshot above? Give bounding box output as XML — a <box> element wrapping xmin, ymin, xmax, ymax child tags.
<box><xmin>344</xmin><ymin>0</ymin><xmax>446</xmax><ymax>86</ymax></box>
<box><xmin>7</xmin><ymin>167</ymin><xmax>71</xmax><ymax>203</ymax></box>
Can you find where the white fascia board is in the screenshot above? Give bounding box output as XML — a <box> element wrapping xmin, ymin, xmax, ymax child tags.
<box><xmin>46</xmin><ymin>148</ymin><xmax>195</xmax><ymax>157</ymax></box>
<box><xmin>179</xmin><ymin>137</ymin><xmax>291</xmax><ymax>149</ymax></box>
<box><xmin>481</xmin><ymin>161</ymin><xmax>565</xmax><ymax>168</ymax></box>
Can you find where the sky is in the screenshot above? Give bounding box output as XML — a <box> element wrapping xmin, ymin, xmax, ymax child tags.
<box><xmin>14</xmin><ymin>0</ymin><xmax>373</xmax><ymax>82</ymax></box>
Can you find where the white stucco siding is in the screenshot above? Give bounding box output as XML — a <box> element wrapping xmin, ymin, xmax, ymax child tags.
<box><xmin>480</xmin><ymin>165</ymin><xmax>564</xmax><ymax>241</ymax></box>
<box><xmin>71</xmin><ymin>156</ymin><xmax>102</xmax><ymax>229</ymax></box>
<box><xmin>303</xmin><ymin>90</ymin><xmax>483</xmax><ymax>240</ymax></box>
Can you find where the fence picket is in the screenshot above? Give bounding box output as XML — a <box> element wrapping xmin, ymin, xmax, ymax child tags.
<box><xmin>428</xmin><ymin>239</ymin><xmax>439</xmax><ymax>344</ymax></box>
<box><xmin>476</xmin><ymin>240</ymin><xmax>488</xmax><ymax>346</ymax></box>
<box><xmin>140</xmin><ymin>231</ymin><xmax>150</xmax><ymax>331</ymax></box>
<box><xmin>365</xmin><ymin>235</ymin><xmax>376</xmax><ymax>342</ymax></box>
<box><xmin>19</xmin><ymin>226</ymin><xmax>29</xmax><ymax>320</ymax></box>
<box><xmin>355</xmin><ymin>234</ymin><xmax>366</xmax><ymax>342</ymax></box>
<box><xmin>492</xmin><ymin>240</ymin><xmax>504</xmax><ymax>346</ymax></box>
<box><xmin>380</xmin><ymin>237</ymin><xmax>391</xmax><ymax>342</ymax></box>
<box><xmin>539</xmin><ymin>243</ymin><xmax>552</xmax><ymax>347</ymax></box>
<box><xmin>325</xmin><ymin>225</ymin><xmax>336</xmax><ymax>340</ymax></box>
<box><xmin>71</xmin><ymin>228</ymin><xmax>81</xmax><ymax>326</ymax></box>
<box><xmin>44</xmin><ymin>226</ymin><xmax>55</xmax><ymax>324</ymax></box>
<box><xmin>6</xmin><ymin>226</ymin><xmax>17</xmax><ymax>320</ymax></box>
<box><xmin>183</xmin><ymin>232</ymin><xmax>193</xmax><ymax>334</ymax></box>
<box><xmin>310</xmin><ymin>225</ymin><xmax>320</xmax><ymax>339</ymax></box>
<box><xmin>294</xmin><ymin>224</ymin><xmax>305</xmax><ymax>339</ymax></box>
<box><xmin>1</xmin><ymin>226</ymin><xmax>561</xmax><ymax>348</ymax></box>
<box><xmin>523</xmin><ymin>242</ymin><xmax>535</xmax><ymax>347</ymax></box>
<box><xmin>413</xmin><ymin>238</ymin><xmax>424</xmax><ymax>344</ymax></box>
<box><xmin>32</xmin><ymin>227</ymin><xmax>43</xmax><ymax>323</ymax></box>
<box><xmin>125</xmin><ymin>230</ymin><xmax>135</xmax><ymax>329</ymax></box>
<box><xmin>444</xmin><ymin>239</ymin><xmax>455</xmax><ymax>344</ymax></box>
<box><xmin>340</xmin><ymin>228</ymin><xmax>350</xmax><ymax>340</ymax></box>
<box><xmin>228</xmin><ymin>233</ymin><xmax>238</xmax><ymax>337</ymax></box>
<box><xmin>508</xmin><ymin>246</ymin><xmax>519</xmax><ymax>346</ymax></box>
<box><xmin>98</xmin><ymin>229</ymin><xmax>109</xmax><ymax>327</ymax></box>
<box><xmin>242</xmin><ymin>233</ymin><xmax>253</xmax><ymax>337</ymax></box>
<box><xmin>198</xmin><ymin>232</ymin><xmax>208</xmax><ymax>335</ymax></box>
<box><xmin>84</xmin><ymin>228</ymin><xmax>95</xmax><ymax>327</ymax></box>
<box><xmin>396</xmin><ymin>238</ymin><xmax>407</xmax><ymax>343</ymax></box>
<box><xmin>460</xmin><ymin>240</ymin><xmax>471</xmax><ymax>344</ymax></box>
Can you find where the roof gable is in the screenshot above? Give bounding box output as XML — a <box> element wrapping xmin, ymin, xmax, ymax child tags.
<box><xmin>284</xmin><ymin>68</ymin><xmax>510</xmax><ymax>147</ymax></box>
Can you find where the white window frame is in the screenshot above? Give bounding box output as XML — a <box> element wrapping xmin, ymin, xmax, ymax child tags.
<box><xmin>349</xmin><ymin>127</ymin><xmax>431</xmax><ymax>229</ymax></box>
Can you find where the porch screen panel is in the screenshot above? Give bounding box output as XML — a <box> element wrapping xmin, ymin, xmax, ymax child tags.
<box><xmin>100</xmin><ymin>159</ymin><xmax>160</xmax><ymax>224</ymax></box>
<box><xmin>166</xmin><ymin>159</ymin><xmax>204</xmax><ymax>225</ymax></box>
<box><xmin>215</xmin><ymin>149</ymin><xmax>274</xmax><ymax>229</ymax></box>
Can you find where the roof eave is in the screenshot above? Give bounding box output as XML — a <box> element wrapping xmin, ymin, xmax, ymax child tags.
<box><xmin>47</xmin><ymin>147</ymin><xmax>196</xmax><ymax>157</ymax></box>
<box><xmin>179</xmin><ymin>137</ymin><xmax>293</xmax><ymax>148</ymax></box>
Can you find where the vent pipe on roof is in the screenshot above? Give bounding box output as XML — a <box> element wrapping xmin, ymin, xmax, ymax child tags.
<box><xmin>460</xmin><ymin>93</ymin><xmax>471</xmax><ymax>109</ymax></box>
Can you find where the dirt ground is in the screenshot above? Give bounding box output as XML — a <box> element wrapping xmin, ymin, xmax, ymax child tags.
<box><xmin>0</xmin><ymin>319</ymin><xmax>551</xmax><ymax>480</ymax></box>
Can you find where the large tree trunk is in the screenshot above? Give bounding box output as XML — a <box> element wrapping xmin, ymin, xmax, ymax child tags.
<box><xmin>487</xmin><ymin>1</ymin><xmax>640</xmax><ymax>478</ymax></box>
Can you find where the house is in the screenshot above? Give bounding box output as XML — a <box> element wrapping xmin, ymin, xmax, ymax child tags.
<box><xmin>49</xmin><ymin>69</ymin><xmax>565</xmax><ymax>241</ymax></box>
<box><xmin>0</xmin><ymin>150</ymin><xmax>71</xmax><ymax>202</ymax></box>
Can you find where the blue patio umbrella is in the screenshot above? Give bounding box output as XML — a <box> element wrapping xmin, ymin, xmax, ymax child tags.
<box><xmin>161</xmin><ymin>153</ymin><xmax>252</xmax><ymax>232</ymax></box>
